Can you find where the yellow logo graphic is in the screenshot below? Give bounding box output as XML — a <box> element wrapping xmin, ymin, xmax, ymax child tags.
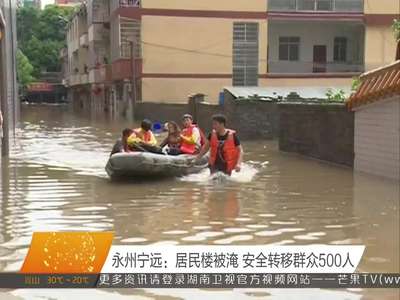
<box><xmin>20</xmin><ymin>232</ymin><xmax>113</xmax><ymax>274</ymax></box>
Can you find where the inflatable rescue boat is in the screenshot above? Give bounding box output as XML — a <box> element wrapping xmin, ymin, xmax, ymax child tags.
<box><xmin>105</xmin><ymin>152</ymin><xmax>208</xmax><ymax>179</ymax></box>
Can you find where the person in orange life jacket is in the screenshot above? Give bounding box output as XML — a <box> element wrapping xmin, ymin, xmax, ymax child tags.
<box><xmin>180</xmin><ymin>114</ymin><xmax>202</xmax><ymax>155</ymax></box>
<box><xmin>195</xmin><ymin>114</ymin><xmax>243</xmax><ymax>175</ymax></box>
<box><xmin>127</xmin><ymin>119</ymin><xmax>163</xmax><ymax>154</ymax></box>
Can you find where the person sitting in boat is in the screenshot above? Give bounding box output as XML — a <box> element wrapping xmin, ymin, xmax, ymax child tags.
<box><xmin>195</xmin><ymin>114</ymin><xmax>243</xmax><ymax>176</ymax></box>
<box><xmin>121</xmin><ymin>128</ymin><xmax>134</xmax><ymax>152</ymax></box>
<box><xmin>127</xmin><ymin>119</ymin><xmax>163</xmax><ymax>154</ymax></box>
<box><xmin>110</xmin><ymin>128</ymin><xmax>133</xmax><ymax>155</ymax></box>
<box><xmin>179</xmin><ymin>114</ymin><xmax>205</xmax><ymax>155</ymax></box>
<box><xmin>160</xmin><ymin>121</ymin><xmax>182</xmax><ymax>155</ymax></box>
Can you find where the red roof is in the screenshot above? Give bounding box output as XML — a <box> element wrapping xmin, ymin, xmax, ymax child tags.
<box><xmin>347</xmin><ymin>60</ymin><xmax>400</xmax><ymax>110</ymax></box>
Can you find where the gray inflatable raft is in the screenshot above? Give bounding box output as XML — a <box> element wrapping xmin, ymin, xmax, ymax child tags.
<box><xmin>105</xmin><ymin>152</ymin><xmax>209</xmax><ymax>179</ymax></box>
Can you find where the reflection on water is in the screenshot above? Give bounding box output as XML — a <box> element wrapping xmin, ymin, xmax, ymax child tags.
<box><xmin>0</xmin><ymin>104</ymin><xmax>399</xmax><ymax>299</ymax></box>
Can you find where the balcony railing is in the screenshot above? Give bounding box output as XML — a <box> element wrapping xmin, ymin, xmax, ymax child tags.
<box><xmin>70</xmin><ymin>39</ymin><xmax>79</xmax><ymax>53</ymax></box>
<box><xmin>268</xmin><ymin>61</ymin><xmax>364</xmax><ymax>74</ymax></box>
<box><xmin>69</xmin><ymin>74</ymin><xmax>81</xmax><ymax>86</ymax></box>
<box><xmin>79</xmin><ymin>33</ymin><xmax>89</xmax><ymax>47</ymax></box>
<box><xmin>120</xmin><ymin>42</ymin><xmax>141</xmax><ymax>59</ymax></box>
<box><xmin>59</xmin><ymin>48</ymin><xmax>68</xmax><ymax>58</ymax></box>
<box><xmin>119</xmin><ymin>0</ymin><xmax>140</xmax><ymax>7</ymax></box>
<box><xmin>111</xmin><ymin>0</ymin><xmax>140</xmax><ymax>11</ymax></box>
<box><xmin>80</xmin><ymin>74</ymin><xmax>89</xmax><ymax>85</ymax></box>
<box><xmin>88</xmin><ymin>23</ymin><xmax>109</xmax><ymax>42</ymax></box>
<box><xmin>92</xmin><ymin>9</ymin><xmax>110</xmax><ymax>23</ymax></box>
<box><xmin>268</xmin><ymin>0</ymin><xmax>364</xmax><ymax>12</ymax></box>
<box><xmin>89</xmin><ymin>65</ymin><xmax>113</xmax><ymax>84</ymax></box>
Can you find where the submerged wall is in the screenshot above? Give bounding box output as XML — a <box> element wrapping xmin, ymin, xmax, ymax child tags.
<box><xmin>279</xmin><ymin>103</ymin><xmax>354</xmax><ymax>167</ymax></box>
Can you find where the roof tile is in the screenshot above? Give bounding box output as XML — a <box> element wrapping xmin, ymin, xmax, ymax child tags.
<box><xmin>347</xmin><ymin>60</ymin><xmax>400</xmax><ymax>110</ymax></box>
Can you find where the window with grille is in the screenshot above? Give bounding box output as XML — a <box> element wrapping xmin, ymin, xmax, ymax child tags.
<box><xmin>316</xmin><ymin>0</ymin><xmax>332</xmax><ymax>10</ymax></box>
<box><xmin>232</xmin><ymin>22</ymin><xmax>259</xmax><ymax>86</ymax></box>
<box><xmin>333</xmin><ymin>37</ymin><xmax>347</xmax><ymax>62</ymax></box>
<box><xmin>279</xmin><ymin>37</ymin><xmax>300</xmax><ymax>61</ymax></box>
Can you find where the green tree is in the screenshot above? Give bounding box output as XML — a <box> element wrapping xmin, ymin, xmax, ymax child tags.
<box><xmin>17</xmin><ymin>5</ymin><xmax>74</xmax><ymax>76</ymax></box>
<box><xmin>25</xmin><ymin>37</ymin><xmax>63</xmax><ymax>75</ymax></box>
<box><xmin>17</xmin><ymin>6</ymin><xmax>40</xmax><ymax>50</ymax></box>
<box><xmin>36</xmin><ymin>5</ymin><xmax>73</xmax><ymax>42</ymax></box>
<box><xmin>16</xmin><ymin>49</ymin><xmax>35</xmax><ymax>92</ymax></box>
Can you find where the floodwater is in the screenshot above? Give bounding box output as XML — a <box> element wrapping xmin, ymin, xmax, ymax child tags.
<box><xmin>0</xmin><ymin>104</ymin><xmax>399</xmax><ymax>300</ymax></box>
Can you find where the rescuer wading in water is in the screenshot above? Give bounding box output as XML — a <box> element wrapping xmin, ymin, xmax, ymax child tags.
<box><xmin>195</xmin><ymin>114</ymin><xmax>243</xmax><ymax>176</ymax></box>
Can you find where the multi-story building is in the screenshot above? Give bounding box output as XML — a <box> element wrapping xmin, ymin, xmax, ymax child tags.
<box><xmin>0</xmin><ymin>0</ymin><xmax>18</xmax><ymax>157</ymax></box>
<box><xmin>19</xmin><ymin>0</ymin><xmax>41</xmax><ymax>8</ymax></box>
<box><xmin>64</xmin><ymin>0</ymin><xmax>399</xmax><ymax>114</ymax></box>
<box><xmin>56</xmin><ymin>0</ymin><xmax>82</xmax><ymax>7</ymax></box>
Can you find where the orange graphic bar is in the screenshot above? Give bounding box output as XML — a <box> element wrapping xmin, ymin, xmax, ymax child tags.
<box><xmin>20</xmin><ymin>232</ymin><xmax>114</xmax><ymax>274</ymax></box>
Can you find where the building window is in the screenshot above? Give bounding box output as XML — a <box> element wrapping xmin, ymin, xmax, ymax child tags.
<box><xmin>297</xmin><ymin>0</ymin><xmax>333</xmax><ymax>11</ymax></box>
<box><xmin>316</xmin><ymin>0</ymin><xmax>332</xmax><ymax>11</ymax></box>
<box><xmin>334</xmin><ymin>37</ymin><xmax>347</xmax><ymax>62</ymax></box>
<box><xmin>279</xmin><ymin>37</ymin><xmax>300</xmax><ymax>61</ymax></box>
<box><xmin>233</xmin><ymin>22</ymin><xmax>259</xmax><ymax>86</ymax></box>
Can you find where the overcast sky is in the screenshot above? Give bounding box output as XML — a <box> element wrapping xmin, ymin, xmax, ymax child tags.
<box><xmin>42</xmin><ymin>0</ymin><xmax>54</xmax><ymax>8</ymax></box>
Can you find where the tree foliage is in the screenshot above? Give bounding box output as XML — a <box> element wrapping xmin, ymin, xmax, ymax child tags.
<box><xmin>393</xmin><ymin>19</ymin><xmax>400</xmax><ymax>40</ymax></box>
<box><xmin>351</xmin><ymin>77</ymin><xmax>361</xmax><ymax>92</ymax></box>
<box><xmin>16</xmin><ymin>49</ymin><xmax>35</xmax><ymax>90</ymax></box>
<box><xmin>17</xmin><ymin>5</ymin><xmax>74</xmax><ymax>77</ymax></box>
<box><xmin>392</xmin><ymin>19</ymin><xmax>400</xmax><ymax>40</ymax></box>
<box><xmin>326</xmin><ymin>88</ymin><xmax>346</xmax><ymax>102</ymax></box>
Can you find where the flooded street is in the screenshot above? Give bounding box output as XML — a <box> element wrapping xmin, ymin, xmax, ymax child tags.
<box><xmin>0</xmin><ymin>104</ymin><xmax>399</xmax><ymax>299</ymax></box>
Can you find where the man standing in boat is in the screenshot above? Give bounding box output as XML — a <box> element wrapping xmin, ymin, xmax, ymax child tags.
<box><xmin>195</xmin><ymin>114</ymin><xmax>243</xmax><ymax>176</ymax></box>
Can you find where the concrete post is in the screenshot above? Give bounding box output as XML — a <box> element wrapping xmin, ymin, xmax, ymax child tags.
<box><xmin>188</xmin><ymin>93</ymin><xmax>205</xmax><ymax>122</ymax></box>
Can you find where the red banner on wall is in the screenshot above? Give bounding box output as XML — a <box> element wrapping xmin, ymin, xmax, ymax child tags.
<box><xmin>27</xmin><ymin>82</ymin><xmax>54</xmax><ymax>92</ymax></box>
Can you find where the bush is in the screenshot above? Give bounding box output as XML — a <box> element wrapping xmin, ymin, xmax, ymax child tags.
<box><xmin>393</xmin><ymin>19</ymin><xmax>400</xmax><ymax>40</ymax></box>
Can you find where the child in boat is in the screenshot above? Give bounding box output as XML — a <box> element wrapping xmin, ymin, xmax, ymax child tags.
<box><xmin>160</xmin><ymin>121</ymin><xmax>182</xmax><ymax>155</ymax></box>
<box><xmin>110</xmin><ymin>128</ymin><xmax>133</xmax><ymax>156</ymax></box>
<box><xmin>127</xmin><ymin>119</ymin><xmax>163</xmax><ymax>154</ymax></box>
<box><xmin>122</xmin><ymin>128</ymin><xmax>134</xmax><ymax>152</ymax></box>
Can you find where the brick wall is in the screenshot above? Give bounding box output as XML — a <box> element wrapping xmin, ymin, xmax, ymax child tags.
<box><xmin>279</xmin><ymin>103</ymin><xmax>354</xmax><ymax>167</ymax></box>
<box><xmin>223</xmin><ymin>95</ymin><xmax>279</xmax><ymax>139</ymax></box>
<box><xmin>134</xmin><ymin>94</ymin><xmax>279</xmax><ymax>139</ymax></box>
<box><xmin>134</xmin><ymin>102</ymin><xmax>188</xmax><ymax>124</ymax></box>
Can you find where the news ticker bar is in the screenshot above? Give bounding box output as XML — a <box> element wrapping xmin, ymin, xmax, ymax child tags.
<box><xmin>2</xmin><ymin>273</ymin><xmax>399</xmax><ymax>288</ymax></box>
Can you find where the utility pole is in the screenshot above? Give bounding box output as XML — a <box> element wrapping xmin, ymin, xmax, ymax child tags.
<box><xmin>127</xmin><ymin>38</ymin><xmax>137</xmax><ymax>122</ymax></box>
<box><xmin>130</xmin><ymin>39</ymin><xmax>137</xmax><ymax>107</ymax></box>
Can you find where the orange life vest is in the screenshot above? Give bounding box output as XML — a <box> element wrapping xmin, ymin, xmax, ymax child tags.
<box><xmin>134</xmin><ymin>128</ymin><xmax>152</xmax><ymax>143</ymax></box>
<box><xmin>193</xmin><ymin>122</ymin><xmax>206</xmax><ymax>146</ymax></box>
<box><xmin>209</xmin><ymin>129</ymin><xmax>239</xmax><ymax>173</ymax></box>
<box><xmin>180</xmin><ymin>125</ymin><xmax>198</xmax><ymax>155</ymax></box>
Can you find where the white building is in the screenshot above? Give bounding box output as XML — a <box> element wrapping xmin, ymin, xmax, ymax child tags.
<box><xmin>348</xmin><ymin>58</ymin><xmax>400</xmax><ymax>181</ymax></box>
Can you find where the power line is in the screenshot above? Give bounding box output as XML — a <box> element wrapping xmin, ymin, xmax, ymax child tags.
<box><xmin>140</xmin><ymin>40</ymin><xmax>243</xmax><ymax>60</ymax></box>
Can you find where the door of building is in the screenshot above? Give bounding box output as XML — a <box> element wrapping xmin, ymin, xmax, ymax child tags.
<box><xmin>313</xmin><ymin>45</ymin><xmax>327</xmax><ymax>73</ymax></box>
